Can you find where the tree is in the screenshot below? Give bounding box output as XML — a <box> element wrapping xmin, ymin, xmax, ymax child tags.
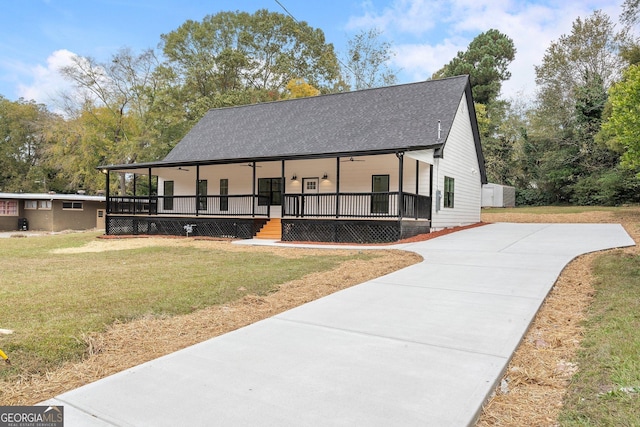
<box><xmin>431</xmin><ymin>29</ymin><xmax>516</xmax><ymax>186</ymax></box>
<box><xmin>599</xmin><ymin>64</ymin><xmax>640</xmax><ymax>171</ymax></box>
<box><xmin>59</xmin><ymin>48</ymin><xmax>164</xmax><ymax>164</ymax></box>
<box><xmin>160</xmin><ymin>10</ymin><xmax>341</xmax><ymax>100</ymax></box>
<box><xmin>534</xmin><ymin>10</ymin><xmax>628</xmax><ymax>132</ymax></box>
<box><xmin>41</xmin><ymin>108</ymin><xmax>111</xmax><ymax>193</ymax></box>
<box><xmin>525</xmin><ymin>10</ymin><xmax>632</xmax><ymax>204</ymax></box>
<box><xmin>478</xmin><ymin>100</ymin><xmax>531</xmax><ymax>187</ymax></box>
<box><xmin>57</xmin><ymin>48</ymin><xmax>174</xmax><ymax>193</ymax></box>
<box><xmin>432</xmin><ymin>29</ymin><xmax>515</xmax><ymax>105</ymax></box>
<box><xmin>285</xmin><ymin>78</ymin><xmax>320</xmax><ymax>98</ymax></box>
<box><xmin>573</xmin><ymin>72</ymin><xmax>617</xmax><ymax>172</ymax></box>
<box><xmin>344</xmin><ymin>28</ymin><xmax>398</xmax><ymax>90</ymax></box>
<box><xmin>622</xmin><ymin>0</ymin><xmax>640</xmax><ymax>27</ymax></box>
<box><xmin>0</xmin><ymin>97</ymin><xmax>57</xmax><ymax>192</ymax></box>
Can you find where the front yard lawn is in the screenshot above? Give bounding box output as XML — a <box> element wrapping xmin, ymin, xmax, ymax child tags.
<box><xmin>0</xmin><ymin>233</ymin><xmax>380</xmax><ymax>379</ymax></box>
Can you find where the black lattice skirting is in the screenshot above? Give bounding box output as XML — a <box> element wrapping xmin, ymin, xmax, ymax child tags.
<box><xmin>106</xmin><ymin>216</ymin><xmax>266</xmax><ymax>239</ymax></box>
<box><xmin>281</xmin><ymin>219</ymin><xmax>430</xmax><ymax>243</ymax></box>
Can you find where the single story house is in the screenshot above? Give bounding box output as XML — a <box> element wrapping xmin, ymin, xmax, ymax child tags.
<box><xmin>99</xmin><ymin>75</ymin><xmax>487</xmax><ymax>243</ymax></box>
<box><xmin>0</xmin><ymin>192</ymin><xmax>106</xmax><ymax>232</ymax></box>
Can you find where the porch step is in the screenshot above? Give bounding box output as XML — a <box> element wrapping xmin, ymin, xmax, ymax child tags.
<box><xmin>256</xmin><ymin>218</ymin><xmax>282</xmax><ymax>240</ymax></box>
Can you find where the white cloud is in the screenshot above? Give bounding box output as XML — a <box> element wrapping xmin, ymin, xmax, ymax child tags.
<box><xmin>347</xmin><ymin>0</ymin><xmax>627</xmax><ymax>101</ymax></box>
<box><xmin>347</xmin><ymin>0</ymin><xmax>447</xmax><ymax>35</ymax></box>
<box><xmin>16</xmin><ymin>49</ymin><xmax>78</xmax><ymax>108</ymax></box>
<box><xmin>393</xmin><ymin>39</ymin><xmax>467</xmax><ymax>81</ymax></box>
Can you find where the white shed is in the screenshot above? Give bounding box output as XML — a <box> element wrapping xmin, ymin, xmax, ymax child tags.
<box><xmin>482</xmin><ymin>183</ymin><xmax>516</xmax><ymax>208</ymax></box>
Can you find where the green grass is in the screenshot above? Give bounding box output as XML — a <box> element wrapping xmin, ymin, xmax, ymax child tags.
<box><xmin>558</xmin><ymin>250</ymin><xmax>640</xmax><ymax>426</ymax></box>
<box><xmin>0</xmin><ymin>233</ymin><xmax>375</xmax><ymax>378</ymax></box>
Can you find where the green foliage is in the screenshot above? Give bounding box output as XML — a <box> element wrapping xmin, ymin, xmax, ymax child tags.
<box><xmin>41</xmin><ymin>108</ymin><xmax>124</xmax><ymax>193</ymax></box>
<box><xmin>53</xmin><ymin>48</ymin><xmax>181</xmax><ymax>193</ymax></box>
<box><xmin>620</xmin><ymin>42</ymin><xmax>640</xmax><ymax>66</ymax></box>
<box><xmin>433</xmin><ymin>29</ymin><xmax>515</xmax><ymax>105</ymax></box>
<box><xmin>622</xmin><ymin>0</ymin><xmax>640</xmax><ymax>27</ymax></box>
<box><xmin>571</xmin><ymin>167</ymin><xmax>640</xmax><ymax>205</ymax></box>
<box><xmin>478</xmin><ymin>100</ymin><xmax>531</xmax><ymax>186</ymax></box>
<box><xmin>600</xmin><ymin>64</ymin><xmax>640</xmax><ymax>172</ymax></box>
<box><xmin>515</xmin><ymin>187</ymin><xmax>549</xmax><ymax>206</ymax></box>
<box><xmin>431</xmin><ymin>29</ymin><xmax>517</xmax><ymax>189</ymax></box>
<box><xmin>534</xmin><ymin>10</ymin><xmax>628</xmax><ymax>134</ymax></box>
<box><xmin>161</xmin><ymin>10</ymin><xmax>341</xmax><ymax>98</ymax></box>
<box><xmin>517</xmin><ymin>10</ymin><xmax>633</xmax><ymax>206</ymax></box>
<box><xmin>0</xmin><ymin>97</ymin><xmax>60</xmax><ymax>192</ymax></box>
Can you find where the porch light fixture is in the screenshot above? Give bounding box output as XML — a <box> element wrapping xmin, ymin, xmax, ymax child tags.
<box><xmin>291</xmin><ymin>174</ymin><xmax>298</xmax><ymax>181</ymax></box>
<box><xmin>322</xmin><ymin>173</ymin><xmax>328</xmax><ymax>180</ymax></box>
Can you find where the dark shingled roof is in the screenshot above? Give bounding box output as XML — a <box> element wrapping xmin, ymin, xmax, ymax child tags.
<box><xmin>163</xmin><ymin>75</ymin><xmax>474</xmax><ymax>163</ymax></box>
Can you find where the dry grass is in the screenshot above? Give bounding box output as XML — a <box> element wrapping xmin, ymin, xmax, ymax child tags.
<box><xmin>476</xmin><ymin>207</ymin><xmax>640</xmax><ymax>427</ymax></box>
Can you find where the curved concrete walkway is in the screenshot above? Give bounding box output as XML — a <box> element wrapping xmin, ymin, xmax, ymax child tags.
<box><xmin>44</xmin><ymin>223</ymin><xmax>634</xmax><ymax>426</ymax></box>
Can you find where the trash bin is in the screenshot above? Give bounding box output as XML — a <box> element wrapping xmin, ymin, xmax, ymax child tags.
<box><xmin>18</xmin><ymin>218</ymin><xmax>28</xmax><ymax>231</ymax></box>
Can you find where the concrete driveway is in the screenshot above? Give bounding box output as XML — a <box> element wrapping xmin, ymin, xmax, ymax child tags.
<box><xmin>43</xmin><ymin>223</ymin><xmax>635</xmax><ymax>426</ymax></box>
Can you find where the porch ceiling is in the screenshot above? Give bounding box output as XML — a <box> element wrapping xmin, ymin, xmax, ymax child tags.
<box><xmin>99</xmin><ymin>147</ymin><xmax>441</xmax><ymax>173</ymax></box>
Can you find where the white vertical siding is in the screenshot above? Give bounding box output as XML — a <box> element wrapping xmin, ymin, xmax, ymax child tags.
<box><xmin>431</xmin><ymin>95</ymin><xmax>482</xmax><ymax>229</ymax></box>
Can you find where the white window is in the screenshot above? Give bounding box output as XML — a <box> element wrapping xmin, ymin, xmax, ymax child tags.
<box><xmin>25</xmin><ymin>200</ymin><xmax>38</xmax><ymax>210</ymax></box>
<box><xmin>39</xmin><ymin>200</ymin><xmax>51</xmax><ymax>210</ymax></box>
<box><xmin>0</xmin><ymin>200</ymin><xmax>18</xmax><ymax>216</ymax></box>
<box><xmin>62</xmin><ymin>201</ymin><xmax>83</xmax><ymax>210</ymax></box>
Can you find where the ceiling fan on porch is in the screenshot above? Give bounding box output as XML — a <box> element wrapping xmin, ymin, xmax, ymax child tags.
<box><xmin>341</xmin><ymin>157</ymin><xmax>365</xmax><ymax>162</ymax></box>
<box><xmin>176</xmin><ymin>167</ymin><xmax>190</xmax><ymax>171</ymax></box>
<box><xmin>242</xmin><ymin>163</ymin><xmax>262</xmax><ymax>168</ymax></box>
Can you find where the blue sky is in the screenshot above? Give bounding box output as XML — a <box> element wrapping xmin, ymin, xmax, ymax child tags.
<box><xmin>0</xmin><ymin>0</ymin><xmax>626</xmax><ymax>107</ymax></box>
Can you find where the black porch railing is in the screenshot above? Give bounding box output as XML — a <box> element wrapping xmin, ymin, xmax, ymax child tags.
<box><xmin>402</xmin><ymin>193</ymin><xmax>432</xmax><ymax>220</ymax></box>
<box><xmin>283</xmin><ymin>192</ymin><xmax>431</xmax><ymax>220</ymax></box>
<box><xmin>108</xmin><ymin>195</ymin><xmax>270</xmax><ymax>217</ymax></box>
<box><xmin>108</xmin><ymin>192</ymin><xmax>431</xmax><ymax>220</ymax></box>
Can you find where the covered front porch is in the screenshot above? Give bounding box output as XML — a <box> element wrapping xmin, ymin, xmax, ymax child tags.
<box><xmin>101</xmin><ymin>152</ymin><xmax>435</xmax><ymax>243</ymax></box>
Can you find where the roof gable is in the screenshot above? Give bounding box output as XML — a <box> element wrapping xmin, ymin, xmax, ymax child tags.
<box><xmin>163</xmin><ymin>76</ymin><xmax>472</xmax><ymax>163</ymax></box>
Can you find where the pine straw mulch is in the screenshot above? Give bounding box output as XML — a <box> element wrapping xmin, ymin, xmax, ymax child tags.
<box><xmin>475</xmin><ymin>208</ymin><xmax>640</xmax><ymax>427</ymax></box>
<box><xmin>1</xmin><ymin>240</ymin><xmax>422</xmax><ymax>405</ymax></box>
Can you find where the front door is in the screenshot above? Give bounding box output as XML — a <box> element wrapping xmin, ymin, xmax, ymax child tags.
<box><xmin>258</xmin><ymin>178</ymin><xmax>282</xmax><ymax>217</ymax></box>
<box><xmin>258</xmin><ymin>178</ymin><xmax>282</xmax><ymax>205</ymax></box>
